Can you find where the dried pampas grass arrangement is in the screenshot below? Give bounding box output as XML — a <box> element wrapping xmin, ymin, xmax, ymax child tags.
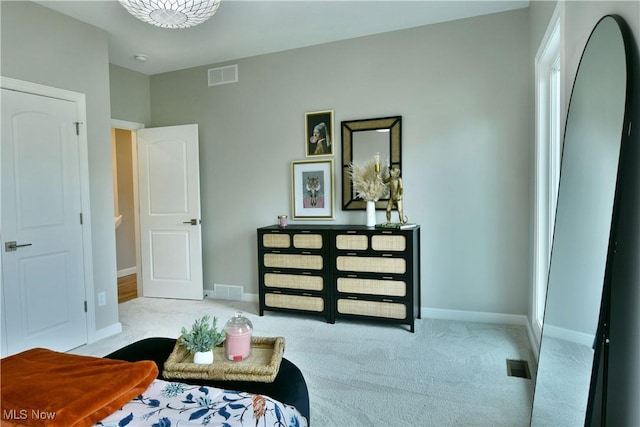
<box><xmin>349</xmin><ymin>156</ymin><xmax>389</xmax><ymax>202</ymax></box>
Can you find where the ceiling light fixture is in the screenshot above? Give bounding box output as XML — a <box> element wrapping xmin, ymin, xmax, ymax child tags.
<box><xmin>119</xmin><ymin>0</ymin><xmax>222</xmax><ymax>29</ymax></box>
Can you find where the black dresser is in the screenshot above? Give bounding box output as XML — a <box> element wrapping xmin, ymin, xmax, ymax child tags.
<box><xmin>257</xmin><ymin>225</ymin><xmax>420</xmax><ymax>332</ymax></box>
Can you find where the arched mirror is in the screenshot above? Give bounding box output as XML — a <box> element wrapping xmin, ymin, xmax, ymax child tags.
<box><xmin>341</xmin><ymin>116</ymin><xmax>401</xmax><ymax>210</ymax></box>
<box><xmin>531</xmin><ymin>15</ymin><xmax>633</xmax><ymax>426</ymax></box>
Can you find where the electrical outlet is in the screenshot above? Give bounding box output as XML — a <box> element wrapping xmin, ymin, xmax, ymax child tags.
<box><xmin>98</xmin><ymin>292</ymin><xmax>106</xmax><ymax>307</ymax></box>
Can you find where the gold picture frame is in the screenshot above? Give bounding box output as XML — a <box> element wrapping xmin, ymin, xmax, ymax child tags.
<box><xmin>291</xmin><ymin>159</ymin><xmax>334</xmax><ymax>219</ymax></box>
<box><xmin>305</xmin><ymin>110</ymin><xmax>334</xmax><ymax>157</ymax></box>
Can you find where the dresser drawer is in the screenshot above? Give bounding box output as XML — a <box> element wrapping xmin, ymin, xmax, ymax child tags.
<box><xmin>335</xmin><ymin>234</ymin><xmax>368</xmax><ymax>250</ymax></box>
<box><xmin>371</xmin><ymin>234</ymin><xmax>406</xmax><ymax>252</ymax></box>
<box><xmin>336</xmin><ymin>298</ymin><xmax>406</xmax><ymax>320</ymax></box>
<box><xmin>262</xmin><ymin>233</ymin><xmax>291</xmax><ymax>248</ymax></box>
<box><xmin>264</xmin><ymin>273</ymin><xmax>324</xmax><ymax>291</ymax></box>
<box><xmin>264</xmin><ymin>253</ymin><xmax>323</xmax><ymax>270</ymax></box>
<box><xmin>335</xmin><ymin>255</ymin><xmax>406</xmax><ymax>274</ymax></box>
<box><xmin>265</xmin><ymin>293</ymin><xmax>324</xmax><ymax>312</ymax></box>
<box><xmin>336</xmin><ymin>277</ymin><xmax>406</xmax><ymax>297</ymax></box>
<box><xmin>293</xmin><ymin>233</ymin><xmax>323</xmax><ymax>249</ymax></box>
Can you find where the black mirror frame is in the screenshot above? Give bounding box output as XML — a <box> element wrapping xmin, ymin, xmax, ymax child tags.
<box><xmin>341</xmin><ymin>116</ymin><xmax>402</xmax><ymax>210</ymax></box>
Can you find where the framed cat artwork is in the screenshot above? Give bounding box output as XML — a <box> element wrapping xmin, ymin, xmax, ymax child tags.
<box><xmin>291</xmin><ymin>159</ymin><xmax>334</xmax><ymax>219</ymax></box>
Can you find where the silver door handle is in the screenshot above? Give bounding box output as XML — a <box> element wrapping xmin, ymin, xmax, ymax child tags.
<box><xmin>182</xmin><ymin>219</ymin><xmax>201</xmax><ymax>225</ymax></box>
<box><xmin>5</xmin><ymin>241</ymin><xmax>32</xmax><ymax>252</ymax></box>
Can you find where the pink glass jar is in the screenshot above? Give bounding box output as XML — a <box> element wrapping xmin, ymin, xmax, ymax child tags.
<box><xmin>224</xmin><ymin>312</ymin><xmax>253</xmax><ymax>361</ymax></box>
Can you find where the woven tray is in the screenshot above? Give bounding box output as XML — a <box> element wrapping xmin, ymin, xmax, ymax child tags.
<box><xmin>163</xmin><ymin>336</ymin><xmax>285</xmax><ymax>383</ymax></box>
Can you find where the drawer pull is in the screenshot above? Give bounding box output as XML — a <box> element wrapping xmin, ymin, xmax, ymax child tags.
<box><xmin>302</xmin><ymin>293</ymin><xmax>313</xmax><ymax>296</ymax></box>
<box><xmin>272</xmin><ymin>270</ymin><xmax>281</xmax><ymax>273</ymax></box>
<box><xmin>346</xmin><ymin>231</ymin><xmax>357</xmax><ymax>234</ymax></box>
<box><xmin>347</xmin><ymin>274</ymin><xmax>358</xmax><ymax>278</ymax></box>
<box><xmin>272</xmin><ymin>290</ymin><xmax>282</xmax><ymax>294</ymax></box>
<box><xmin>382</xmin><ymin>253</ymin><xmax>393</xmax><ymax>257</ymax></box>
<box><xmin>382</xmin><ymin>276</ymin><xmax>394</xmax><ymax>280</ymax></box>
<box><xmin>348</xmin><ymin>296</ymin><xmax>358</xmax><ymax>300</ymax></box>
<box><xmin>302</xmin><ymin>272</ymin><xmax>312</xmax><ymax>275</ymax></box>
<box><xmin>301</xmin><ymin>251</ymin><xmax>311</xmax><ymax>255</ymax></box>
<box><xmin>347</xmin><ymin>252</ymin><xmax>357</xmax><ymax>256</ymax></box>
<box><xmin>301</xmin><ymin>230</ymin><xmax>311</xmax><ymax>233</ymax></box>
<box><xmin>382</xmin><ymin>299</ymin><xmax>394</xmax><ymax>302</ymax></box>
<box><xmin>272</xmin><ymin>250</ymin><xmax>281</xmax><ymax>253</ymax></box>
<box><xmin>382</xmin><ymin>231</ymin><xmax>393</xmax><ymax>234</ymax></box>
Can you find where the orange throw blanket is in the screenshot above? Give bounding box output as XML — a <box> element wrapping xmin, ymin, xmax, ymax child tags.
<box><xmin>1</xmin><ymin>348</ymin><xmax>158</xmax><ymax>427</ymax></box>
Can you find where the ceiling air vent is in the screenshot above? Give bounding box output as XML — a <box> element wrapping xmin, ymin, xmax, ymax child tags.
<box><xmin>208</xmin><ymin>64</ymin><xmax>238</xmax><ymax>86</ymax></box>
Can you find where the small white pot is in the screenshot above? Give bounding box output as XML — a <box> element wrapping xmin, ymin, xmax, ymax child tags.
<box><xmin>193</xmin><ymin>350</ymin><xmax>214</xmax><ymax>364</ymax></box>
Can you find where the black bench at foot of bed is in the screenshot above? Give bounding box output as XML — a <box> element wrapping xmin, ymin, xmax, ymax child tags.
<box><xmin>104</xmin><ymin>337</ymin><xmax>310</xmax><ymax>422</ymax></box>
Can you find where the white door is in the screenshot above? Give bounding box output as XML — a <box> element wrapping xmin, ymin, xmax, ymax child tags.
<box><xmin>1</xmin><ymin>88</ymin><xmax>87</xmax><ymax>356</ymax></box>
<box><xmin>137</xmin><ymin>124</ymin><xmax>203</xmax><ymax>300</ymax></box>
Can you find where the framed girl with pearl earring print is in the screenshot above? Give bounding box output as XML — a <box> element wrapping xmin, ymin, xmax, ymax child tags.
<box><xmin>305</xmin><ymin>110</ymin><xmax>334</xmax><ymax>157</ymax></box>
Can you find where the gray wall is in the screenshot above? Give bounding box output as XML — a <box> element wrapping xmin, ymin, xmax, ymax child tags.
<box><xmin>148</xmin><ymin>8</ymin><xmax>532</xmax><ymax>316</ymax></box>
<box><xmin>1</xmin><ymin>1</ymin><xmax>119</xmax><ymax>333</ymax></box>
<box><xmin>110</xmin><ymin>64</ymin><xmax>151</xmax><ymax>125</ymax></box>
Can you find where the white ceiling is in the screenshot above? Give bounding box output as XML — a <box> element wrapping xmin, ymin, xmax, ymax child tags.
<box><xmin>35</xmin><ymin>0</ymin><xmax>529</xmax><ymax>75</ymax></box>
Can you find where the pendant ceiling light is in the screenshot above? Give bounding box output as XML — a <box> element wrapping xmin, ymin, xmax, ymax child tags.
<box><xmin>119</xmin><ymin>0</ymin><xmax>222</xmax><ymax>29</ymax></box>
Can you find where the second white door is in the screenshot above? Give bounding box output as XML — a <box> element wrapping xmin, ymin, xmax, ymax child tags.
<box><xmin>1</xmin><ymin>87</ymin><xmax>87</xmax><ymax>356</ymax></box>
<box><xmin>137</xmin><ymin>124</ymin><xmax>203</xmax><ymax>300</ymax></box>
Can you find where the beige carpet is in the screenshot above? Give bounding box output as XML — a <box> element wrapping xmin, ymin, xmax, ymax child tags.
<box><xmin>71</xmin><ymin>297</ymin><xmax>536</xmax><ymax>426</ymax></box>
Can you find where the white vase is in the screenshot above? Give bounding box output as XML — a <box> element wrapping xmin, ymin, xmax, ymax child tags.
<box><xmin>366</xmin><ymin>201</ymin><xmax>376</xmax><ymax>227</ymax></box>
<box><xmin>193</xmin><ymin>350</ymin><xmax>214</xmax><ymax>364</ymax></box>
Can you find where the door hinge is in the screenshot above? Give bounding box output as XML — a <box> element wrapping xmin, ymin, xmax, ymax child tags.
<box><xmin>80</xmin><ymin>212</ymin><xmax>83</xmax><ymax>224</ymax></box>
<box><xmin>74</xmin><ymin>121</ymin><xmax>83</xmax><ymax>136</ymax></box>
<box><xmin>84</xmin><ymin>301</ymin><xmax>88</xmax><ymax>312</ymax></box>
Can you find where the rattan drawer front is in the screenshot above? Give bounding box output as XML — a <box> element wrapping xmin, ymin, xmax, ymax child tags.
<box><xmin>371</xmin><ymin>235</ymin><xmax>406</xmax><ymax>251</ymax></box>
<box><xmin>335</xmin><ymin>234</ymin><xmax>368</xmax><ymax>251</ymax></box>
<box><xmin>264</xmin><ymin>253</ymin><xmax>323</xmax><ymax>270</ymax></box>
<box><xmin>337</xmin><ymin>299</ymin><xmax>406</xmax><ymax>319</ymax></box>
<box><xmin>336</xmin><ymin>256</ymin><xmax>406</xmax><ymax>274</ymax></box>
<box><xmin>337</xmin><ymin>277</ymin><xmax>406</xmax><ymax>297</ymax></box>
<box><xmin>265</xmin><ymin>293</ymin><xmax>324</xmax><ymax>312</ymax></box>
<box><xmin>264</xmin><ymin>273</ymin><xmax>324</xmax><ymax>291</ymax></box>
<box><xmin>262</xmin><ymin>234</ymin><xmax>291</xmax><ymax>248</ymax></box>
<box><xmin>293</xmin><ymin>234</ymin><xmax>323</xmax><ymax>249</ymax></box>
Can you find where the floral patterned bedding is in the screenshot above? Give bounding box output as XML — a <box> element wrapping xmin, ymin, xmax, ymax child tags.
<box><xmin>95</xmin><ymin>379</ymin><xmax>307</xmax><ymax>427</ymax></box>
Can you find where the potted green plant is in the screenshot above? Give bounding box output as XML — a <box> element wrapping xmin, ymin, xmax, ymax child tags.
<box><xmin>180</xmin><ymin>315</ymin><xmax>226</xmax><ymax>364</ymax></box>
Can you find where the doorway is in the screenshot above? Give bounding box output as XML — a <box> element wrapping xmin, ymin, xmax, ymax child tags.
<box><xmin>111</xmin><ymin>120</ymin><xmax>144</xmax><ymax>302</ymax></box>
<box><xmin>110</xmin><ymin>121</ymin><xmax>204</xmax><ymax>301</ymax></box>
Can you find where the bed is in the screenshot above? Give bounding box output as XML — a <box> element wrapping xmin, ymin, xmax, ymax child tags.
<box><xmin>0</xmin><ymin>338</ymin><xmax>309</xmax><ymax>427</ymax></box>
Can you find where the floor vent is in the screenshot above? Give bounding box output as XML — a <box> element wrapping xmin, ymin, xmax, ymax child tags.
<box><xmin>213</xmin><ymin>284</ymin><xmax>244</xmax><ymax>301</ymax></box>
<box><xmin>506</xmin><ymin>359</ymin><xmax>531</xmax><ymax>379</ymax></box>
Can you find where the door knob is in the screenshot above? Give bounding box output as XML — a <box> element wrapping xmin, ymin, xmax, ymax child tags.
<box><xmin>182</xmin><ymin>219</ymin><xmax>200</xmax><ymax>225</ymax></box>
<box><xmin>5</xmin><ymin>241</ymin><xmax>33</xmax><ymax>252</ymax></box>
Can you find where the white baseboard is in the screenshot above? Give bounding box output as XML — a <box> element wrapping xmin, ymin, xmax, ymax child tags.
<box><xmin>422</xmin><ymin>307</ymin><xmax>528</xmax><ymax>326</ymax></box>
<box><xmin>244</xmin><ymin>293</ymin><xmax>258</xmax><ymax>303</ymax></box>
<box><xmin>117</xmin><ymin>267</ymin><xmax>136</xmax><ymax>278</ymax></box>
<box><xmin>542</xmin><ymin>323</ymin><xmax>595</xmax><ymax>347</ymax></box>
<box><xmin>527</xmin><ymin>320</ymin><xmax>540</xmax><ymax>361</ymax></box>
<box><xmin>91</xmin><ymin>322</ymin><xmax>122</xmax><ymax>343</ymax></box>
<box><xmin>204</xmin><ymin>289</ymin><xmax>258</xmax><ymax>304</ymax></box>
